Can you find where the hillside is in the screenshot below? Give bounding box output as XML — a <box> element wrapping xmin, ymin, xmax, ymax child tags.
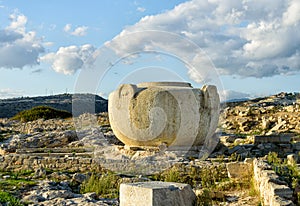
<box><xmin>220</xmin><ymin>92</ymin><xmax>300</xmax><ymax>135</ymax></box>
<box><xmin>0</xmin><ymin>93</ymin><xmax>108</xmax><ymax>118</ymax></box>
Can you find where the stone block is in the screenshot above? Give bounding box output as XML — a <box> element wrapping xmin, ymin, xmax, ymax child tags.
<box><xmin>120</xmin><ymin>181</ymin><xmax>196</xmax><ymax>206</ymax></box>
<box><xmin>227</xmin><ymin>145</ymin><xmax>247</xmax><ymax>155</ymax></box>
<box><xmin>254</xmin><ymin>135</ymin><xmax>291</xmax><ymax>144</ymax></box>
<box><xmin>226</xmin><ymin>162</ymin><xmax>252</xmax><ymax>179</ymax></box>
<box><xmin>292</xmin><ymin>142</ymin><xmax>300</xmax><ymax>151</ymax></box>
<box><xmin>244</xmin><ymin>158</ymin><xmax>254</xmax><ymax>165</ymax></box>
<box><xmin>287</xmin><ymin>154</ymin><xmax>298</xmax><ymax>165</ymax></box>
<box><xmin>272</xmin><ymin>196</ymin><xmax>295</xmax><ymax>206</ymax></box>
<box><xmin>270</xmin><ymin>182</ymin><xmax>293</xmax><ymax>199</ymax></box>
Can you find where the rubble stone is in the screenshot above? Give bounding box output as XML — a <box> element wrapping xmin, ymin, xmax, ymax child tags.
<box><xmin>120</xmin><ymin>181</ymin><xmax>196</xmax><ymax>206</ymax></box>
<box><xmin>253</xmin><ymin>159</ymin><xmax>295</xmax><ymax>206</ymax></box>
<box><xmin>254</xmin><ymin>135</ymin><xmax>291</xmax><ymax>144</ymax></box>
<box><xmin>226</xmin><ymin>162</ymin><xmax>252</xmax><ymax>179</ymax></box>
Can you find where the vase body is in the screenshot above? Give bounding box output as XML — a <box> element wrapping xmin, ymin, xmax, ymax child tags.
<box><xmin>108</xmin><ymin>82</ymin><xmax>220</xmax><ymax>147</ymax></box>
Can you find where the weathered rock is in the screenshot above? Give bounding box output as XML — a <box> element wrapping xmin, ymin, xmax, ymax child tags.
<box><xmin>1</xmin><ymin>130</ymin><xmax>78</xmax><ymax>153</ymax></box>
<box><xmin>220</xmin><ymin>93</ymin><xmax>300</xmax><ymax>135</ymax></box>
<box><xmin>72</xmin><ymin>173</ymin><xmax>87</xmax><ymax>183</ymax></box>
<box><xmin>226</xmin><ymin>162</ymin><xmax>252</xmax><ymax>179</ymax></box>
<box><xmin>34</xmin><ymin>168</ymin><xmax>47</xmax><ymax>178</ymax></box>
<box><xmin>292</xmin><ymin>142</ymin><xmax>300</xmax><ymax>151</ymax></box>
<box><xmin>287</xmin><ymin>154</ymin><xmax>298</xmax><ymax>165</ymax></box>
<box><xmin>254</xmin><ymin>134</ymin><xmax>291</xmax><ymax>144</ymax></box>
<box><xmin>227</xmin><ymin>145</ymin><xmax>247</xmax><ymax>155</ymax></box>
<box><xmin>109</xmin><ymin>82</ymin><xmax>220</xmax><ymax>148</ymax></box>
<box><xmin>253</xmin><ymin>158</ymin><xmax>295</xmax><ymax>206</ymax></box>
<box><xmin>120</xmin><ymin>181</ymin><xmax>196</xmax><ymax>206</ymax></box>
<box><xmin>22</xmin><ymin>180</ymin><xmax>118</xmax><ymax>206</ymax></box>
<box><xmin>266</xmin><ymin>120</ymin><xmax>287</xmax><ymax>135</ymax></box>
<box><xmin>194</xmin><ymin>189</ymin><xmax>225</xmax><ymax>200</ymax></box>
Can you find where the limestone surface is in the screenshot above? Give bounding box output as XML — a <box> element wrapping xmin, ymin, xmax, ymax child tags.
<box><xmin>120</xmin><ymin>181</ymin><xmax>196</xmax><ymax>206</ymax></box>
<box><xmin>108</xmin><ymin>82</ymin><xmax>220</xmax><ymax>147</ymax></box>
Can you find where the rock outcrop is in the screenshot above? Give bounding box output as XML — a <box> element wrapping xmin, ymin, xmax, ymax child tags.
<box><xmin>221</xmin><ymin>92</ymin><xmax>300</xmax><ymax>135</ymax></box>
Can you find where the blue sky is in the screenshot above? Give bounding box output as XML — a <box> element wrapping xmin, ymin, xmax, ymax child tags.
<box><xmin>0</xmin><ymin>0</ymin><xmax>299</xmax><ymax>100</ymax></box>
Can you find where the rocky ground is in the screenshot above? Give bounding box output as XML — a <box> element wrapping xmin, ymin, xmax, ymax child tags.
<box><xmin>0</xmin><ymin>92</ymin><xmax>299</xmax><ymax>205</ymax></box>
<box><xmin>220</xmin><ymin>92</ymin><xmax>300</xmax><ymax>135</ymax></box>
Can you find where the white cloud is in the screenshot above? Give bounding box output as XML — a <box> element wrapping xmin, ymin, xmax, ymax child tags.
<box><xmin>0</xmin><ymin>88</ymin><xmax>24</xmax><ymax>99</ymax></box>
<box><xmin>283</xmin><ymin>0</ymin><xmax>300</xmax><ymax>26</ymax></box>
<box><xmin>137</xmin><ymin>7</ymin><xmax>146</xmax><ymax>12</ymax></box>
<box><xmin>63</xmin><ymin>24</ymin><xmax>88</xmax><ymax>36</ymax></box>
<box><xmin>63</xmin><ymin>24</ymin><xmax>72</xmax><ymax>32</ymax></box>
<box><xmin>0</xmin><ymin>30</ymin><xmax>23</xmax><ymax>42</ymax></box>
<box><xmin>103</xmin><ymin>0</ymin><xmax>300</xmax><ymax>80</ymax></box>
<box><xmin>43</xmin><ymin>41</ymin><xmax>54</xmax><ymax>47</ymax></box>
<box><xmin>7</xmin><ymin>13</ymin><xmax>27</xmax><ymax>33</ymax></box>
<box><xmin>40</xmin><ymin>44</ymin><xmax>95</xmax><ymax>75</ymax></box>
<box><xmin>72</xmin><ymin>26</ymin><xmax>88</xmax><ymax>36</ymax></box>
<box><xmin>0</xmin><ymin>13</ymin><xmax>44</xmax><ymax>69</ymax></box>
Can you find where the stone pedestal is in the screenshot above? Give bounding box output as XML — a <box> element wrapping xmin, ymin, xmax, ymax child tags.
<box><xmin>120</xmin><ymin>181</ymin><xmax>196</xmax><ymax>206</ymax></box>
<box><xmin>108</xmin><ymin>82</ymin><xmax>220</xmax><ymax>148</ymax></box>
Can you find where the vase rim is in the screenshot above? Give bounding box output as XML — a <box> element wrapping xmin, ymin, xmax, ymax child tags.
<box><xmin>137</xmin><ymin>81</ymin><xmax>192</xmax><ymax>88</ymax></box>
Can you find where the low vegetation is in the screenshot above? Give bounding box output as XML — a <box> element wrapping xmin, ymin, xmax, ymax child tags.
<box><xmin>54</xmin><ymin>160</ymin><xmax>260</xmax><ymax>205</ymax></box>
<box><xmin>80</xmin><ymin>172</ymin><xmax>121</xmax><ymax>199</ymax></box>
<box><xmin>150</xmin><ymin>163</ymin><xmax>260</xmax><ymax>205</ymax></box>
<box><xmin>11</xmin><ymin>106</ymin><xmax>72</xmax><ymax>122</ymax></box>
<box><xmin>267</xmin><ymin>152</ymin><xmax>300</xmax><ymax>204</ymax></box>
<box><xmin>0</xmin><ymin>170</ymin><xmax>36</xmax><ymax>206</ymax></box>
<box><xmin>0</xmin><ymin>191</ymin><xmax>24</xmax><ymax>206</ymax></box>
<box><xmin>0</xmin><ymin>170</ymin><xmax>36</xmax><ymax>191</ymax></box>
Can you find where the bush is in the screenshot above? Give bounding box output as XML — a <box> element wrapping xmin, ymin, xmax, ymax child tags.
<box><xmin>80</xmin><ymin>172</ymin><xmax>120</xmax><ymax>198</ymax></box>
<box><xmin>0</xmin><ymin>191</ymin><xmax>24</xmax><ymax>206</ymax></box>
<box><xmin>11</xmin><ymin>106</ymin><xmax>72</xmax><ymax>122</ymax></box>
<box><xmin>267</xmin><ymin>152</ymin><xmax>300</xmax><ymax>204</ymax></box>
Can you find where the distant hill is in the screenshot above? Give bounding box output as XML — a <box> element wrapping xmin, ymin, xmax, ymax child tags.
<box><xmin>0</xmin><ymin>93</ymin><xmax>108</xmax><ymax>118</ymax></box>
<box><xmin>1</xmin><ymin>91</ymin><xmax>299</xmax><ymax>119</ymax></box>
<box><xmin>222</xmin><ymin>92</ymin><xmax>300</xmax><ymax>108</ymax></box>
<box><xmin>223</xmin><ymin>97</ymin><xmax>250</xmax><ymax>103</ymax></box>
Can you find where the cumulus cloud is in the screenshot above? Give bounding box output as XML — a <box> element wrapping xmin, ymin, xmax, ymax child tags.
<box><xmin>0</xmin><ymin>13</ymin><xmax>44</xmax><ymax>69</ymax></box>
<box><xmin>64</xmin><ymin>24</ymin><xmax>88</xmax><ymax>36</ymax></box>
<box><xmin>0</xmin><ymin>30</ymin><xmax>23</xmax><ymax>42</ymax></box>
<box><xmin>63</xmin><ymin>24</ymin><xmax>72</xmax><ymax>33</ymax></box>
<box><xmin>40</xmin><ymin>44</ymin><xmax>95</xmax><ymax>75</ymax></box>
<box><xmin>103</xmin><ymin>0</ymin><xmax>300</xmax><ymax>80</ymax></box>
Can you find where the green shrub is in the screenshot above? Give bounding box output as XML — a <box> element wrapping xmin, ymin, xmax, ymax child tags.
<box><xmin>0</xmin><ymin>134</ymin><xmax>6</xmax><ymax>142</ymax></box>
<box><xmin>197</xmin><ymin>189</ymin><xmax>213</xmax><ymax>206</ymax></box>
<box><xmin>267</xmin><ymin>152</ymin><xmax>300</xmax><ymax>204</ymax></box>
<box><xmin>0</xmin><ymin>191</ymin><xmax>24</xmax><ymax>206</ymax></box>
<box><xmin>11</xmin><ymin>106</ymin><xmax>72</xmax><ymax>122</ymax></box>
<box><xmin>80</xmin><ymin>172</ymin><xmax>120</xmax><ymax>198</ymax></box>
<box><xmin>161</xmin><ymin>166</ymin><xmax>182</xmax><ymax>183</ymax></box>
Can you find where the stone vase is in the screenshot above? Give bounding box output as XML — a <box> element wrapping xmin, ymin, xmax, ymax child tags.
<box><xmin>108</xmin><ymin>82</ymin><xmax>220</xmax><ymax>147</ymax></box>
